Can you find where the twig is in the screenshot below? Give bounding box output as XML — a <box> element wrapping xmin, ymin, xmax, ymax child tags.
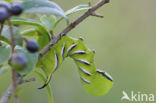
<box><xmin>8</xmin><ymin>20</ymin><xmax>15</xmax><ymax>54</ymax></box>
<box><xmin>0</xmin><ymin>23</ymin><xmax>4</xmax><ymax>46</ymax></box>
<box><xmin>19</xmin><ymin>78</ymin><xmax>36</xmax><ymax>84</ymax></box>
<box><xmin>39</xmin><ymin>0</ymin><xmax>109</xmax><ymax>57</ymax></box>
<box><xmin>12</xmin><ymin>71</ymin><xmax>19</xmax><ymax>103</ymax></box>
<box><xmin>91</xmin><ymin>12</ymin><xmax>104</xmax><ymax>18</ymax></box>
<box><xmin>0</xmin><ymin>23</ymin><xmax>4</xmax><ymax>35</ymax></box>
<box><xmin>14</xmin><ymin>37</ymin><xmax>28</xmax><ymax>43</ymax></box>
<box><xmin>0</xmin><ymin>84</ymin><xmax>13</xmax><ymax>103</ymax></box>
<box><xmin>50</xmin><ymin>30</ymin><xmax>55</xmax><ymax>39</ymax></box>
<box><xmin>8</xmin><ymin>20</ymin><xmax>18</xmax><ymax>103</ymax></box>
<box><xmin>0</xmin><ymin>78</ymin><xmax>36</xmax><ymax>103</ymax></box>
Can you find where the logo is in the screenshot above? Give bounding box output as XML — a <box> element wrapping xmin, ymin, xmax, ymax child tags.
<box><xmin>121</xmin><ymin>91</ymin><xmax>155</xmax><ymax>102</ymax></box>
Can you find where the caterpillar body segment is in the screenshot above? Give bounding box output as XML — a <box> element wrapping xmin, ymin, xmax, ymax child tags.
<box><xmin>81</xmin><ymin>70</ymin><xmax>113</xmax><ymax>96</ymax></box>
<box><xmin>38</xmin><ymin>36</ymin><xmax>113</xmax><ymax>96</ymax></box>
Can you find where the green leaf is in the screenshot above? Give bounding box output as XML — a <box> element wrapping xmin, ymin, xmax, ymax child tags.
<box><xmin>21</xmin><ymin>28</ymin><xmax>37</xmax><ymax>37</ymax></box>
<box><xmin>21</xmin><ymin>28</ymin><xmax>50</xmax><ymax>51</ymax></box>
<box><xmin>65</xmin><ymin>5</ymin><xmax>91</xmax><ymax>15</ymax></box>
<box><xmin>4</xmin><ymin>0</ymin><xmax>12</xmax><ymax>2</ymax></box>
<box><xmin>0</xmin><ymin>44</ymin><xmax>11</xmax><ymax>65</ymax></box>
<box><xmin>11</xmin><ymin>18</ymin><xmax>47</xmax><ymax>32</ymax></box>
<box><xmin>0</xmin><ymin>65</ymin><xmax>10</xmax><ymax>75</ymax></box>
<box><xmin>22</xmin><ymin>0</ymin><xmax>67</xmax><ymax>18</ymax></box>
<box><xmin>37</xmin><ymin>28</ymin><xmax>51</xmax><ymax>51</ymax></box>
<box><xmin>11</xmin><ymin>18</ymin><xmax>51</xmax><ymax>50</ymax></box>
<box><xmin>1</xmin><ymin>26</ymin><xmax>23</xmax><ymax>46</ymax></box>
<box><xmin>40</xmin><ymin>15</ymin><xmax>56</xmax><ymax>30</ymax></box>
<box><xmin>54</xmin><ymin>5</ymin><xmax>91</xmax><ymax>29</ymax></box>
<box><xmin>23</xmin><ymin>0</ymin><xmax>63</xmax><ymax>12</ymax></box>
<box><xmin>14</xmin><ymin>46</ymin><xmax>38</xmax><ymax>75</ymax></box>
<box><xmin>34</xmin><ymin>70</ymin><xmax>53</xmax><ymax>103</ymax></box>
<box><xmin>0</xmin><ymin>36</ymin><xmax>11</xmax><ymax>44</ymax></box>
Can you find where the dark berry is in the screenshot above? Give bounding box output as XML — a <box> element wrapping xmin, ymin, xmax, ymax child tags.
<box><xmin>11</xmin><ymin>53</ymin><xmax>28</xmax><ymax>71</ymax></box>
<box><xmin>0</xmin><ymin>7</ymin><xmax>9</xmax><ymax>22</ymax></box>
<box><xmin>0</xmin><ymin>1</ymin><xmax>11</xmax><ymax>11</ymax></box>
<box><xmin>26</xmin><ymin>41</ymin><xmax>39</xmax><ymax>53</ymax></box>
<box><xmin>11</xmin><ymin>2</ymin><xmax>23</xmax><ymax>15</ymax></box>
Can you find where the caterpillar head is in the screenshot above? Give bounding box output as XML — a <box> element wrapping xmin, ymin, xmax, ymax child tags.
<box><xmin>81</xmin><ymin>69</ymin><xmax>113</xmax><ymax>96</ymax></box>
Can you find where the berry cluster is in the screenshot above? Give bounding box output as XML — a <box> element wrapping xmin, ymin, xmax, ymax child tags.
<box><xmin>0</xmin><ymin>2</ymin><xmax>39</xmax><ymax>71</ymax></box>
<box><xmin>10</xmin><ymin>40</ymin><xmax>39</xmax><ymax>71</ymax></box>
<box><xmin>0</xmin><ymin>1</ymin><xmax>23</xmax><ymax>23</ymax></box>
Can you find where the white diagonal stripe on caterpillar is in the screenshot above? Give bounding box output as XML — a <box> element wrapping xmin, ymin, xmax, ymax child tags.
<box><xmin>76</xmin><ymin>59</ymin><xmax>90</xmax><ymax>65</ymax></box>
<box><xmin>70</xmin><ymin>50</ymin><xmax>86</xmax><ymax>56</ymax></box>
<box><xmin>79</xmin><ymin>67</ymin><xmax>92</xmax><ymax>76</ymax></box>
<box><xmin>61</xmin><ymin>45</ymin><xmax>65</xmax><ymax>60</ymax></box>
<box><xmin>96</xmin><ymin>69</ymin><xmax>113</xmax><ymax>81</ymax></box>
<box><xmin>80</xmin><ymin>77</ymin><xmax>91</xmax><ymax>84</ymax></box>
<box><xmin>67</xmin><ymin>43</ymin><xmax>76</xmax><ymax>55</ymax></box>
<box><xmin>53</xmin><ymin>53</ymin><xmax>59</xmax><ymax>72</ymax></box>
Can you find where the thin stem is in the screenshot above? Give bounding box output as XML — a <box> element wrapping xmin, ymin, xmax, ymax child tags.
<box><xmin>12</xmin><ymin>71</ymin><xmax>19</xmax><ymax>103</ymax></box>
<box><xmin>8</xmin><ymin>20</ymin><xmax>19</xmax><ymax>103</ymax></box>
<box><xmin>34</xmin><ymin>71</ymin><xmax>53</xmax><ymax>103</ymax></box>
<box><xmin>0</xmin><ymin>84</ymin><xmax>13</xmax><ymax>103</ymax></box>
<box><xmin>0</xmin><ymin>78</ymin><xmax>36</xmax><ymax>103</ymax></box>
<box><xmin>8</xmin><ymin>20</ymin><xmax>15</xmax><ymax>54</ymax></box>
<box><xmin>0</xmin><ymin>23</ymin><xmax>4</xmax><ymax>35</ymax></box>
<box><xmin>14</xmin><ymin>36</ymin><xmax>28</xmax><ymax>43</ymax></box>
<box><xmin>50</xmin><ymin>30</ymin><xmax>55</xmax><ymax>39</ymax></box>
<box><xmin>91</xmin><ymin>12</ymin><xmax>104</xmax><ymax>18</ymax></box>
<box><xmin>0</xmin><ymin>23</ymin><xmax>4</xmax><ymax>46</ymax></box>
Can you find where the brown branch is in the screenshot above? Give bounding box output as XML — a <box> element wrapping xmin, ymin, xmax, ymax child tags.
<box><xmin>12</xmin><ymin>71</ymin><xmax>19</xmax><ymax>103</ymax></box>
<box><xmin>0</xmin><ymin>23</ymin><xmax>4</xmax><ymax>46</ymax></box>
<box><xmin>0</xmin><ymin>23</ymin><xmax>4</xmax><ymax>35</ymax></box>
<box><xmin>14</xmin><ymin>37</ymin><xmax>28</xmax><ymax>43</ymax></box>
<box><xmin>8</xmin><ymin>20</ymin><xmax>19</xmax><ymax>103</ymax></box>
<box><xmin>0</xmin><ymin>84</ymin><xmax>13</xmax><ymax>103</ymax></box>
<box><xmin>50</xmin><ymin>30</ymin><xmax>55</xmax><ymax>39</ymax></box>
<box><xmin>0</xmin><ymin>78</ymin><xmax>36</xmax><ymax>103</ymax></box>
<box><xmin>8</xmin><ymin>20</ymin><xmax>15</xmax><ymax>54</ymax></box>
<box><xmin>91</xmin><ymin>12</ymin><xmax>104</xmax><ymax>18</ymax></box>
<box><xmin>39</xmin><ymin>0</ymin><xmax>109</xmax><ymax>57</ymax></box>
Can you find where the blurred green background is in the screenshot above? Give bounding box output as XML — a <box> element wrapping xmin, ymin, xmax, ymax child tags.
<box><xmin>0</xmin><ymin>0</ymin><xmax>156</xmax><ymax>103</ymax></box>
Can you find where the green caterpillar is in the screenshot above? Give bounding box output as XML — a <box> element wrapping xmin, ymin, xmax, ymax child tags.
<box><xmin>38</xmin><ymin>36</ymin><xmax>113</xmax><ymax>96</ymax></box>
